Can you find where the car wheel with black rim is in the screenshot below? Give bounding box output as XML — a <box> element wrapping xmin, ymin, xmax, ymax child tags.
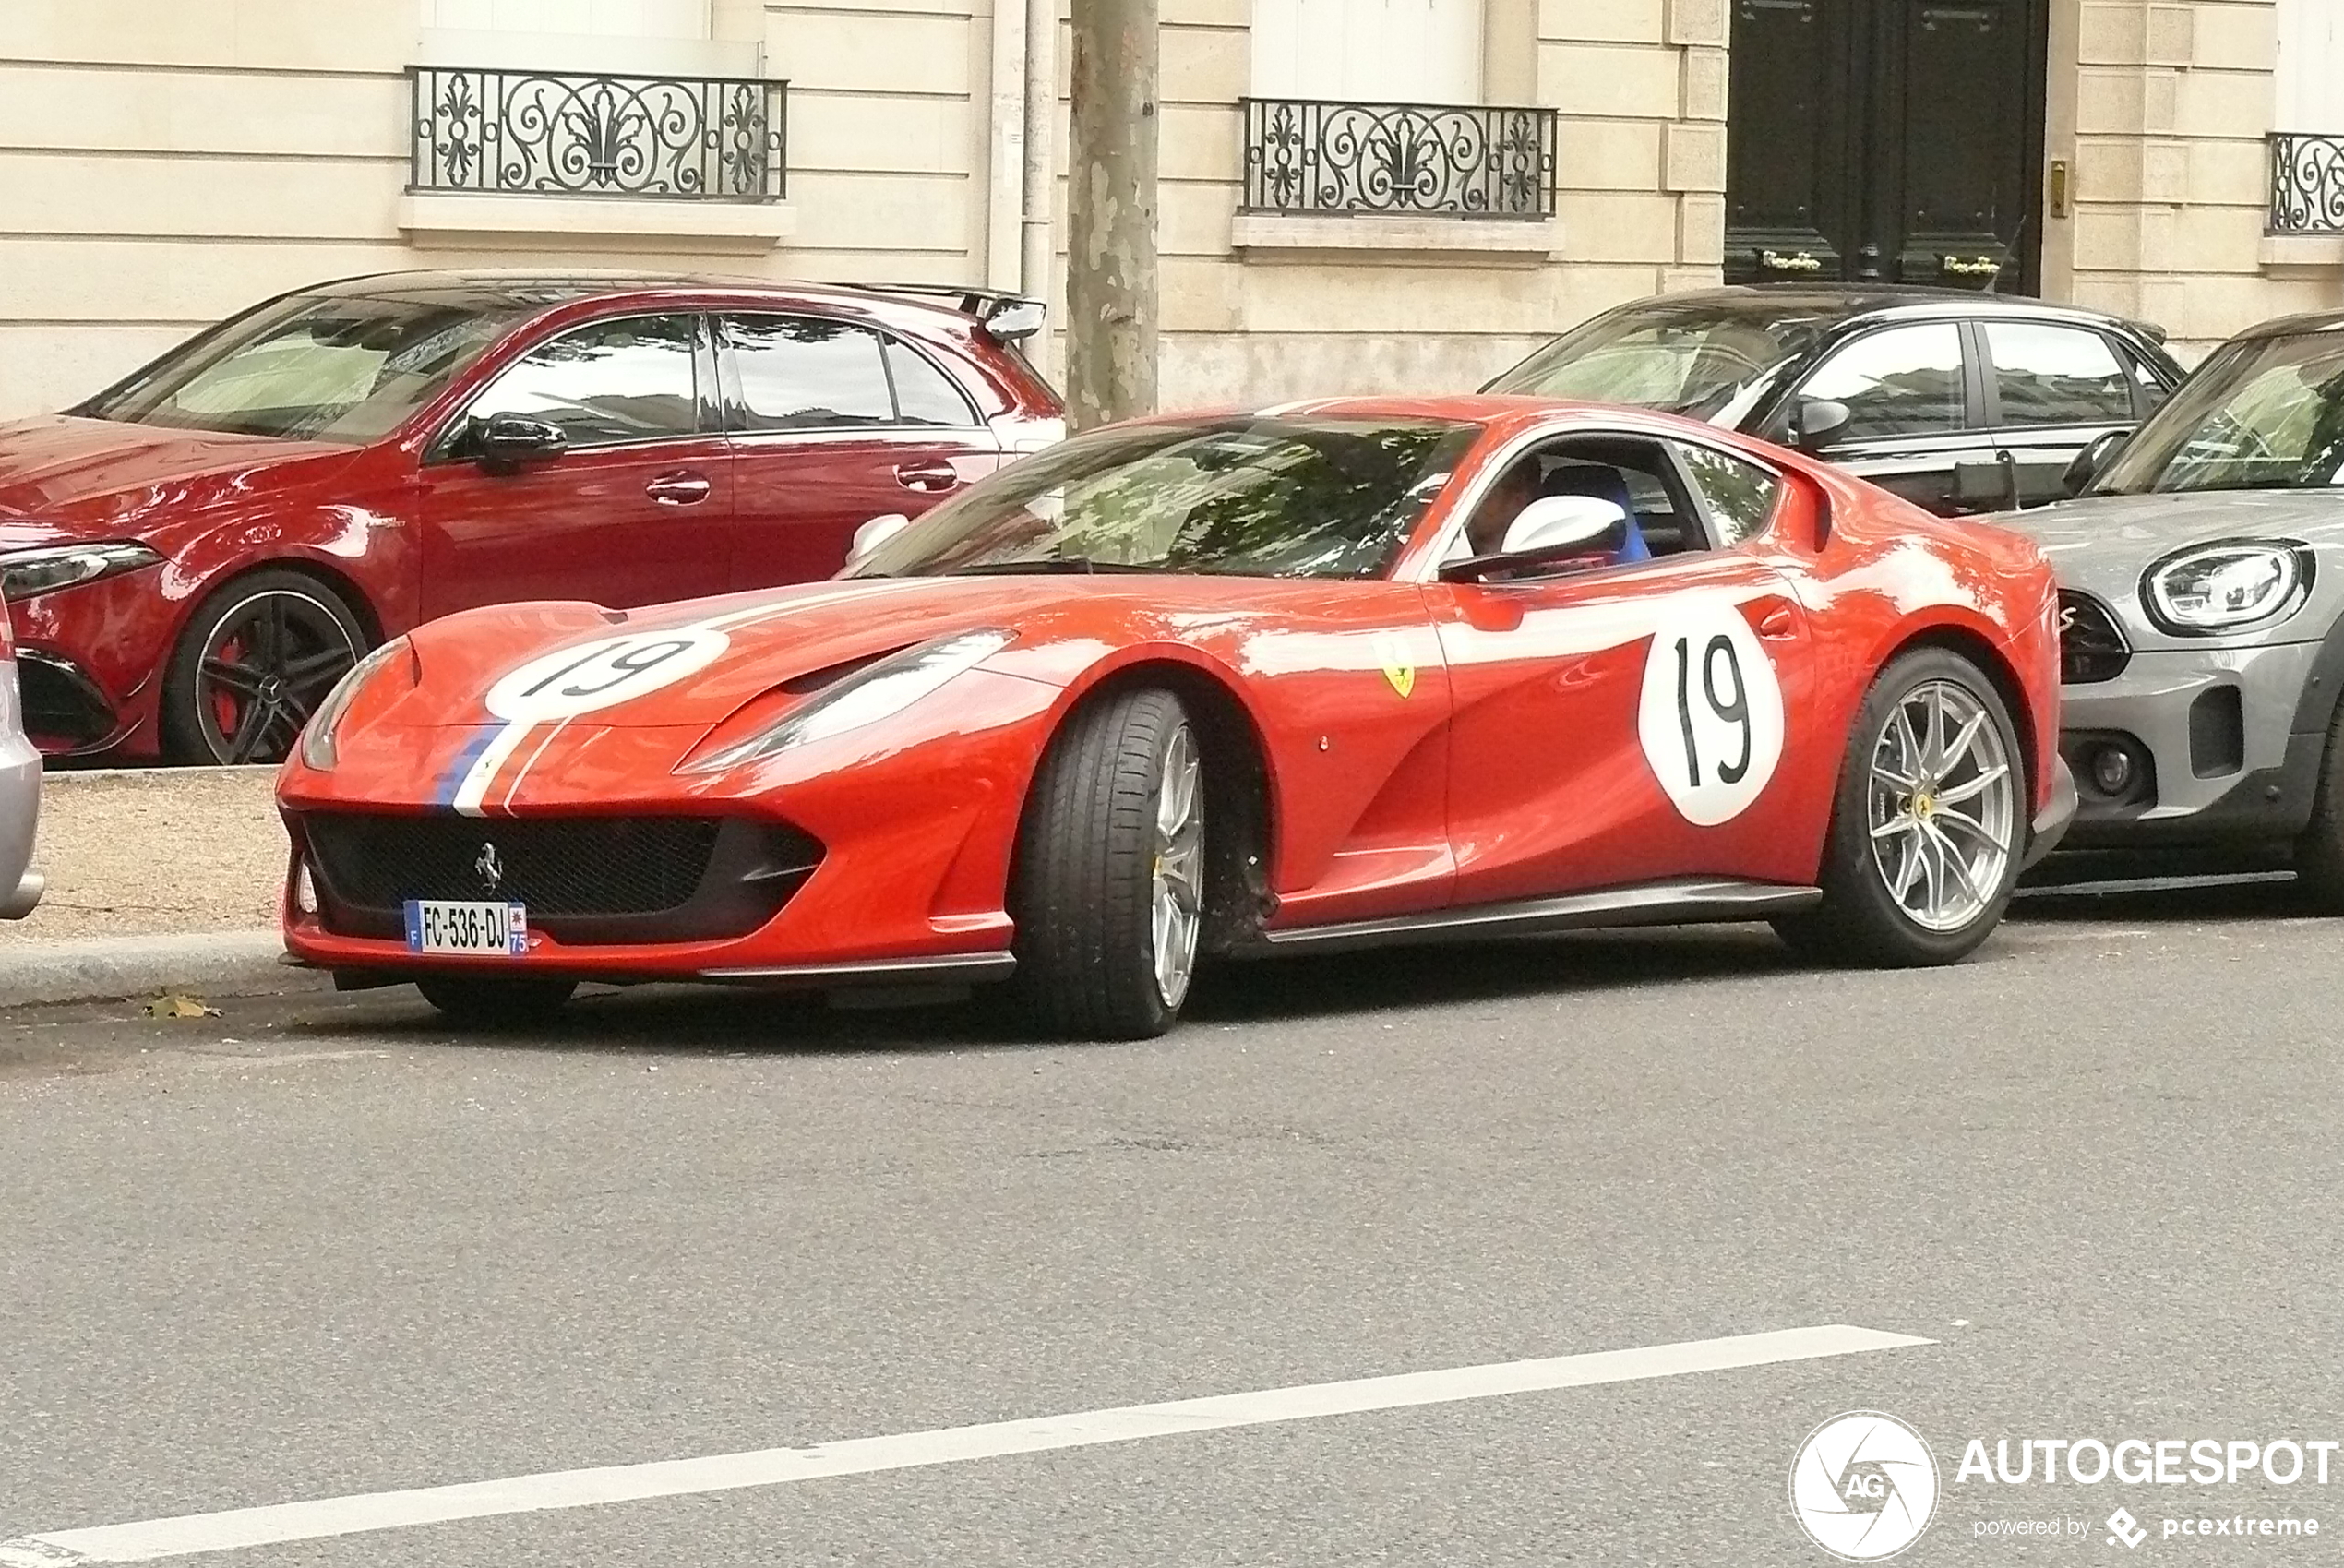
<box><xmin>415</xmin><ymin>975</ymin><xmax>579</xmax><ymax>1026</ymax></box>
<box><xmin>1011</xmin><ymin>686</ymin><xmax>1205</xmax><ymax>1040</ymax></box>
<box><xmin>161</xmin><ymin>569</ymin><xmax>367</xmax><ymax>765</ymax></box>
<box><xmin>1774</xmin><ymin>648</ymin><xmax>2025</xmax><ymax>966</ymax></box>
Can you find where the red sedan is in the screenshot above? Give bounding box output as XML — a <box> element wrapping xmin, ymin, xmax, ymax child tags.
<box><xmin>280</xmin><ymin>397</ymin><xmax>2075</xmax><ymax>1038</ymax></box>
<box><xmin>0</xmin><ymin>270</ymin><xmax>1062</xmax><ymax>763</ymax></box>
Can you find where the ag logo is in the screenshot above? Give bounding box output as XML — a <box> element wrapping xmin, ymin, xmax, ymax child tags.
<box><xmin>1635</xmin><ymin>594</ymin><xmax>1786</xmax><ymax>826</ymax></box>
<box><xmin>1788</xmin><ymin>1411</ymin><xmax>1938</xmax><ymax>1561</ymax></box>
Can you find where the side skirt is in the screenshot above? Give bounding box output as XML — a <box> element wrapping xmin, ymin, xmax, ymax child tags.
<box><xmin>1246</xmin><ymin>878</ymin><xmax>1824</xmax><ymax>958</ymax></box>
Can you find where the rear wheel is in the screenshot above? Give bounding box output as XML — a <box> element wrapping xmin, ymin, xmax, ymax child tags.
<box><xmin>1011</xmin><ymin>687</ymin><xmax>1205</xmax><ymax>1039</ymax></box>
<box><xmin>415</xmin><ymin>975</ymin><xmax>579</xmax><ymax>1027</ymax></box>
<box><xmin>161</xmin><ymin>569</ymin><xmax>367</xmax><ymax>765</ymax></box>
<box><xmin>1773</xmin><ymin>649</ymin><xmax>2024</xmax><ymax>966</ymax></box>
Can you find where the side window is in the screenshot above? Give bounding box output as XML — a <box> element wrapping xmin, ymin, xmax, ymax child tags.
<box><xmin>1452</xmin><ymin>436</ymin><xmax>1708</xmax><ymax>568</ymax></box>
<box><xmin>885</xmin><ymin>339</ymin><xmax>980</xmax><ymax>426</ymax></box>
<box><xmin>2123</xmin><ymin>346</ymin><xmax>2171</xmax><ymax>415</ymax></box>
<box><xmin>727</xmin><ymin>316</ymin><xmax>896</xmax><ymax>430</ymax></box>
<box><xmin>1985</xmin><ymin>322</ymin><xmax>2136</xmax><ymax>427</ymax></box>
<box><xmin>1674</xmin><ymin>442</ymin><xmax>1784</xmax><ymax>545</ymax></box>
<box><xmin>462</xmin><ymin>315</ymin><xmax>701</xmax><ymax>449</ymax></box>
<box><xmin>1799</xmin><ymin>324</ymin><xmax>1967</xmax><ymax>443</ymax></box>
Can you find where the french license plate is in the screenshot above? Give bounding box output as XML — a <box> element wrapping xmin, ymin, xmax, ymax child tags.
<box><xmin>404</xmin><ymin>900</ymin><xmax>529</xmax><ymax>957</ymax></box>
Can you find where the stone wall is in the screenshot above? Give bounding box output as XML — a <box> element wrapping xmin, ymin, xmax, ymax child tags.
<box><xmin>2052</xmin><ymin>0</ymin><xmax>2343</xmax><ymax>360</ymax></box>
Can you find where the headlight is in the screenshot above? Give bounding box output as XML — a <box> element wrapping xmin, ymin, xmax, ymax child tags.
<box><xmin>2141</xmin><ymin>541</ymin><xmax>2313</xmax><ymax>635</ymax></box>
<box><xmin>298</xmin><ymin>637</ymin><xmax>411</xmax><ymax>771</ymax></box>
<box><xmin>682</xmin><ymin>628</ymin><xmax>1013</xmax><ymax>772</ymax></box>
<box><xmin>0</xmin><ymin>542</ymin><xmax>163</xmax><ymax>603</ymax></box>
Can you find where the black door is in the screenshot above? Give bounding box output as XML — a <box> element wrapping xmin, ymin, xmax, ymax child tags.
<box><xmin>1724</xmin><ymin>0</ymin><xmax>2048</xmax><ymax>293</ymax></box>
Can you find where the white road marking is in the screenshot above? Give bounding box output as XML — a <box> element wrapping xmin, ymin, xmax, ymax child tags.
<box><xmin>0</xmin><ymin>1323</ymin><xmax>1927</xmax><ymax>1565</ymax></box>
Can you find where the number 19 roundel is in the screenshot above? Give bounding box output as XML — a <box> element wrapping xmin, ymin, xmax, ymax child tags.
<box><xmin>1634</xmin><ymin>595</ymin><xmax>1786</xmax><ymax>826</ymax></box>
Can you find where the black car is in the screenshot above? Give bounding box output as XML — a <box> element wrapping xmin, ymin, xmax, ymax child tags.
<box><xmin>1484</xmin><ymin>285</ymin><xmax>2185</xmax><ymax>516</ymax></box>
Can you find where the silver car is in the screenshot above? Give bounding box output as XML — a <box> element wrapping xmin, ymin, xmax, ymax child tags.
<box><xmin>1999</xmin><ymin>310</ymin><xmax>2344</xmax><ymax>897</ymax></box>
<box><xmin>2</xmin><ymin>592</ymin><xmax>40</xmax><ymax>919</ymax></box>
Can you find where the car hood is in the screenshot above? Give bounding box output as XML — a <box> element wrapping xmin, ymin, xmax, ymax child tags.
<box><xmin>1987</xmin><ymin>485</ymin><xmax>2344</xmax><ymax>637</ymax></box>
<box><xmin>0</xmin><ymin>415</ymin><xmax>361</xmax><ymax>536</ymax></box>
<box><xmin>1991</xmin><ymin>489</ymin><xmax>2344</xmax><ymax>605</ymax></box>
<box><xmin>390</xmin><ymin>572</ymin><xmax>1320</xmax><ymax>733</ymax></box>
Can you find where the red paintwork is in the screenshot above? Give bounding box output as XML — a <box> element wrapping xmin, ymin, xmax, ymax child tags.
<box><xmin>0</xmin><ymin>274</ymin><xmax>1062</xmax><ymax>758</ymax></box>
<box><xmin>278</xmin><ymin>395</ymin><xmax>2064</xmax><ymax>984</ymax></box>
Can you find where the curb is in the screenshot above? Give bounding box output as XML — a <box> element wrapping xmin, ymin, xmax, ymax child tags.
<box><xmin>0</xmin><ymin>931</ymin><xmax>318</xmax><ymax>1010</ymax></box>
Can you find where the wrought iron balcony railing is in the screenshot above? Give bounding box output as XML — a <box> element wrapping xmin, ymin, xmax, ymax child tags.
<box><xmin>2269</xmin><ymin>131</ymin><xmax>2344</xmax><ymax>234</ymax></box>
<box><xmin>1241</xmin><ymin>97</ymin><xmax>1556</xmax><ymax>219</ymax></box>
<box><xmin>409</xmin><ymin>66</ymin><xmax>787</xmax><ymax>201</ymax></box>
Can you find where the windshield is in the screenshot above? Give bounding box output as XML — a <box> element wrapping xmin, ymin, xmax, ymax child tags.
<box><xmin>2097</xmin><ymin>331</ymin><xmax>2344</xmax><ymax>495</ymax></box>
<box><xmin>848</xmin><ymin>415</ymin><xmax>1481</xmax><ymax>581</ymax></box>
<box><xmin>79</xmin><ymin>292</ymin><xmax>531</xmax><ymax>444</ymax></box>
<box><xmin>1485</xmin><ymin>299</ymin><xmax>1836</xmax><ymax>420</ymax></box>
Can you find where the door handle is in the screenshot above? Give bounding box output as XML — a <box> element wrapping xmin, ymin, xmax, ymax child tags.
<box><xmin>645</xmin><ymin>471</ymin><xmax>712</xmax><ymax>506</ymax></box>
<box><xmin>893</xmin><ymin>461</ymin><xmax>960</xmax><ymax>493</ymax></box>
<box><xmin>1756</xmin><ymin>604</ymin><xmax>1798</xmax><ymax>640</ymax></box>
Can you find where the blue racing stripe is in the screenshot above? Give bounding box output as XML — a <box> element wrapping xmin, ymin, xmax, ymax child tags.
<box><xmin>432</xmin><ymin>724</ymin><xmax>504</xmax><ymax>808</ymax></box>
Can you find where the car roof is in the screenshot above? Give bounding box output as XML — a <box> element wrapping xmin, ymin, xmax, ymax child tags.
<box><xmin>1142</xmin><ymin>394</ymin><xmax>1703</xmax><ymax>425</ymax></box>
<box><xmin>1605</xmin><ymin>283</ymin><xmax>2166</xmax><ymax>340</ymax></box>
<box><xmin>2228</xmin><ymin>308</ymin><xmax>2344</xmax><ymax>341</ymax></box>
<box><xmin>289</xmin><ymin>268</ymin><xmax>1010</xmax><ymax>332</ymax></box>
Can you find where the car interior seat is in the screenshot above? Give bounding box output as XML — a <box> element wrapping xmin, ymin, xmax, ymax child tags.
<box><xmin>1537</xmin><ymin>462</ymin><xmax>1653</xmax><ymax>564</ymax></box>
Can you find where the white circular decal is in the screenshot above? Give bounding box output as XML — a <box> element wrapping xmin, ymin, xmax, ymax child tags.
<box><xmin>484</xmin><ymin>626</ymin><xmax>731</xmax><ymax>724</ymax></box>
<box><xmin>1635</xmin><ymin>594</ymin><xmax>1785</xmax><ymax>826</ymax></box>
<box><xmin>1788</xmin><ymin>1411</ymin><xmax>1939</xmax><ymax>1561</ymax></box>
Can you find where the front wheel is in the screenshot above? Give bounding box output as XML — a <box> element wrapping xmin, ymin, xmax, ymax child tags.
<box><xmin>1774</xmin><ymin>649</ymin><xmax>2025</xmax><ymax>966</ymax></box>
<box><xmin>1011</xmin><ymin>687</ymin><xmax>1205</xmax><ymax>1039</ymax></box>
<box><xmin>161</xmin><ymin>569</ymin><xmax>367</xmax><ymax>765</ymax></box>
<box><xmin>2290</xmin><ymin>693</ymin><xmax>2344</xmax><ymax>913</ymax></box>
<box><xmin>416</xmin><ymin>975</ymin><xmax>579</xmax><ymax>1027</ymax></box>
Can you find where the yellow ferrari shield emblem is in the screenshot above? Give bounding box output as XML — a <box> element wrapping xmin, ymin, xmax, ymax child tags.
<box><xmin>1374</xmin><ymin>635</ymin><xmax>1415</xmax><ymax>699</ymax></box>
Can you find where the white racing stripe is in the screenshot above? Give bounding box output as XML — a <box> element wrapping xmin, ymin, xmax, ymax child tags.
<box><xmin>0</xmin><ymin>1323</ymin><xmax>1928</xmax><ymax>1564</ymax></box>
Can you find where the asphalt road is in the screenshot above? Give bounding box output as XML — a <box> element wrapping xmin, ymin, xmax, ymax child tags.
<box><xmin>2</xmin><ymin>880</ymin><xmax>2339</xmax><ymax>1565</ymax></box>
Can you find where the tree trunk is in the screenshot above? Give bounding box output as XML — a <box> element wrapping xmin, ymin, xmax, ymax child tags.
<box><xmin>1065</xmin><ymin>0</ymin><xmax>1159</xmax><ymax>431</ymax></box>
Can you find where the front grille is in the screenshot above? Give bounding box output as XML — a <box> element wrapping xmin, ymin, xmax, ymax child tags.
<box><xmin>2058</xmin><ymin>591</ymin><xmax>2130</xmax><ymax>684</ymax></box>
<box><xmin>300</xmin><ymin>812</ymin><xmax>822</xmax><ymax>945</ymax></box>
<box><xmin>309</xmin><ymin>814</ymin><xmax>720</xmax><ymax>915</ymax></box>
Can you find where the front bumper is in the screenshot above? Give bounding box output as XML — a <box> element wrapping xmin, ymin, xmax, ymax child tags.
<box><xmin>2052</xmin><ymin>640</ymin><xmax>2326</xmax><ymax>851</ymax></box>
<box><xmin>0</xmin><ymin>664</ymin><xmax>43</xmax><ymax>918</ymax></box>
<box><xmin>16</xmin><ymin>647</ymin><xmax>126</xmax><ymax>752</ymax></box>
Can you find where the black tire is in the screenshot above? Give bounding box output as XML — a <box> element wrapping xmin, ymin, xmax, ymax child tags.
<box><xmin>161</xmin><ymin>568</ymin><xmax>368</xmax><ymax>765</ymax></box>
<box><xmin>1772</xmin><ymin>648</ymin><xmax>2026</xmax><ymax>967</ymax></box>
<box><xmin>1010</xmin><ymin>687</ymin><xmax>1204</xmax><ymax>1040</ymax></box>
<box><xmin>415</xmin><ymin>975</ymin><xmax>579</xmax><ymax>1027</ymax></box>
<box><xmin>2292</xmin><ymin>694</ymin><xmax>2344</xmax><ymax>912</ymax></box>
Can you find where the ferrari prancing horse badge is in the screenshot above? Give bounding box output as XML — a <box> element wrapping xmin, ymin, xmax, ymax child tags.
<box><xmin>1373</xmin><ymin>634</ymin><xmax>1415</xmax><ymax>699</ymax></box>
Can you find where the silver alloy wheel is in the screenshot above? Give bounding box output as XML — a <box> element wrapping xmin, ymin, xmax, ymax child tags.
<box><xmin>1865</xmin><ymin>678</ymin><xmax>2017</xmax><ymax>934</ymax></box>
<box><xmin>1149</xmin><ymin>722</ymin><xmax>1204</xmax><ymax>1009</ymax></box>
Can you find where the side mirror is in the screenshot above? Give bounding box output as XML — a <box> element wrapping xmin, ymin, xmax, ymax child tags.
<box><xmin>982</xmin><ymin>298</ymin><xmax>1047</xmax><ymax>343</ymax></box>
<box><xmin>474</xmin><ymin>413</ymin><xmax>568</xmax><ymax>473</ymax></box>
<box><xmin>1439</xmin><ymin>495</ymin><xmax>1629</xmax><ymax>582</ymax></box>
<box><xmin>1795</xmin><ymin>399</ymin><xmax>1853</xmax><ymax>453</ymax></box>
<box><xmin>2064</xmin><ymin>428</ymin><xmax>2129</xmax><ymax>496</ymax></box>
<box><xmin>847</xmin><ymin>512</ymin><xmax>912</xmax><ymax>564</ymax></box>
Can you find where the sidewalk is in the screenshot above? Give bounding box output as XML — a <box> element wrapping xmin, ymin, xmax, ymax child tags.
<box><xmin>0</xmin><ymin>767</ymin><xmax>305</xmax><ymax>1006</ymax></box>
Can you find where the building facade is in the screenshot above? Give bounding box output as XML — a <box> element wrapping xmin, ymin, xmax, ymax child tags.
<box><xmin>1</xmin><ymin>0</ymin><xmax>2340</xmax><ymax>422</ymax></box>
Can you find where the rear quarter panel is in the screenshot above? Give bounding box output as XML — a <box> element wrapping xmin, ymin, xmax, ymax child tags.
<box><xmin>1800</xmin><ymin>460</ymin><xmax>2063</xmax><ymax>817</ymax></box>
